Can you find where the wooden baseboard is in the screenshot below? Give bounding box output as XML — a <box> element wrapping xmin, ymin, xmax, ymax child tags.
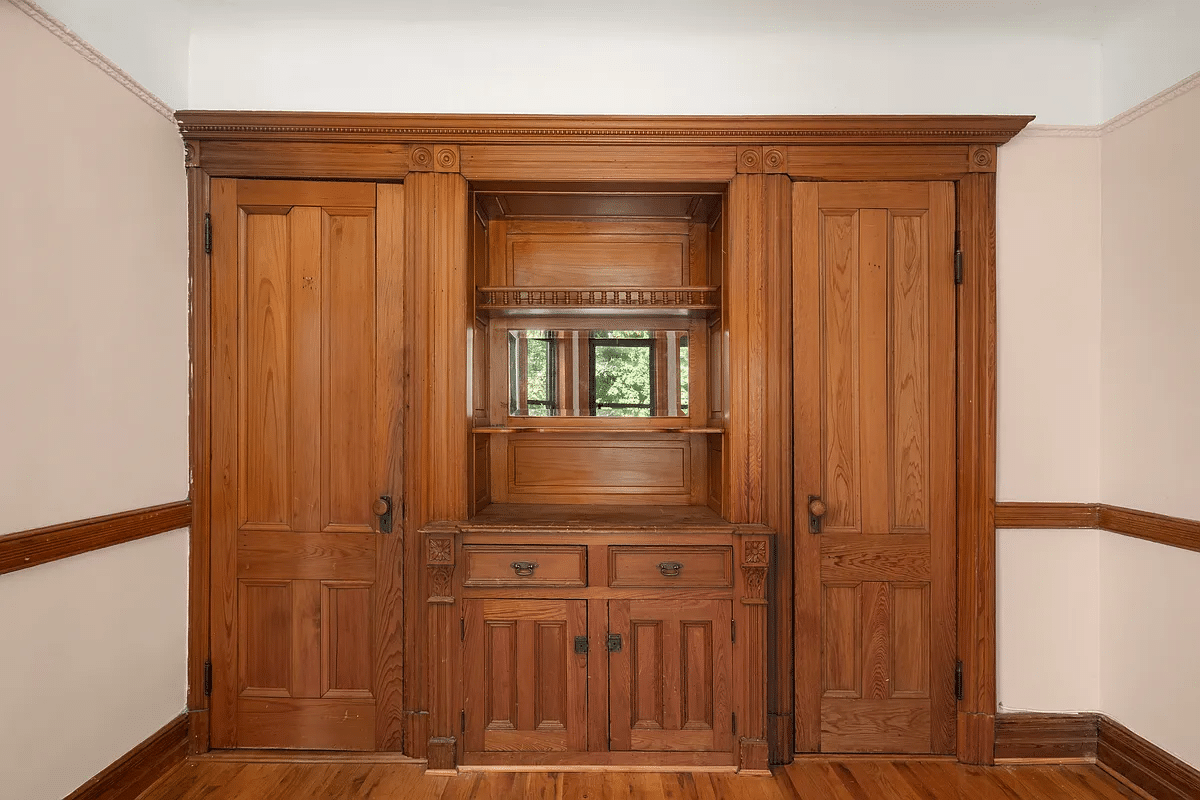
<box><xmin>65</xmin><ymin>714</ymin><xmax>188</xmax><ymax>800</ymax></box>
<box><xmin>995</xmin><ymin>713</ymin><xmax>1200</xmax><ymax>800</ymax></box>
<box><xmin>0</xmin><ymin>501</ymin><xmax>191</xmax><ymax>575</ymax></box>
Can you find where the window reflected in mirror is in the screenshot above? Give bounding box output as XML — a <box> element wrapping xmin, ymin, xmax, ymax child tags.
<box><xmin>508</xmin><ymin>330</ymin><xmax>689</xmax><ymax>417</ymax></box>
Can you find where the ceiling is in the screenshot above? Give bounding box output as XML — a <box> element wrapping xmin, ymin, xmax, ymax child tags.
<box><xmin>179</xmin><ymin>0</ymin><xmax>1170</xmax><ymax>38</ymax></box>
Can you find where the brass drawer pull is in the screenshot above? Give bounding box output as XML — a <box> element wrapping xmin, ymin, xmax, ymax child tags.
<box><xmin>657</xmin><ymin>561</ymin><xmax>683</xmax><ymax>577</ymax></box>
<box><xmin>511</xmin><ymin>561</ymin><xmax>539</xmax><ymax>577</ymax></box>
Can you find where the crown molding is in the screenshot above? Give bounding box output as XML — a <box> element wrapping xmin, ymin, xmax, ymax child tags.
<box><xmin>1019</xmin><ymin>67</ymin><xmax>1200</xmax><ymax>140</ymax></box>
<box><xmin>175</xmin><ymin>112</ymin><xmax>1034</xmax><ymax>146</ymax></box>
<box><xmin>11</xmin><ymin>0</ymin><xmax>174</xmax><ymax>123</ymax></box>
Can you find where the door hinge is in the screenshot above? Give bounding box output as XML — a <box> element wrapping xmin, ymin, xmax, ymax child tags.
<box><xmin>203</xmin><ymin>659</ymin><xmax>212</xmax><ymax>697</ymax></box>
<box><xmin>955</xmin><ymin>659</ymin><xmax>964</xmax><ymax>701</ymax></box>
<box><xmin>460</xmin><ymin>709</ymin><xmax>465</xmax><ymax>733</ymax></box>
<box><xmin>732</xmin><ymin>712</ymin><xmax>737</xmax><ymax>735</ymax></box>
<box><xmin>203</xmin><ymin>213</ymin><xmax>212</xmax><ymax>255</ymax></box>
<box><xmin>574</xmin><ymin>635</ymin><xmax>589</xmax><ymax>654</ymax></box>
<box><xmin>460</xmin><ymin>616</ymin><xmax>465</xmax><ymax>641</ymax></box>
<box><xmin>731</xmin><ymin>619</ymin><xmax>736</xmax><ymax>643</ymax></box>
<box><xmin>954</xmin><ymin>229</ymin><xmax>963</xmax><ymax>285</ymax></box>
<box><xmin>606</xmin><ymin>633</ymin><xmax>623</xmax><ymax>653</ymax></box>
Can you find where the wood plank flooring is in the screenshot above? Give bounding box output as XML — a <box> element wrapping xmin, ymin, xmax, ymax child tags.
<box><xmin>136</xmin><ymin>760</ymin><xmax>1147</xmax><ymax>799</ymax></box>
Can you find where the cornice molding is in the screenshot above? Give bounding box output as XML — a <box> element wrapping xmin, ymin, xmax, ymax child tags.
<box><xmin>175</xmin><ymin>112</ymin><xmax>1034</xmax><ymax>146</ymax></box>
<box><xmin>1020</xmin><ymin>67</ymin><xmax>1200</xmax><ymax>140</ymax></box>
<box><xmin>10</xmin><ymin>0</ymin><xmax>175</xmax><ymax>123</ymax></box>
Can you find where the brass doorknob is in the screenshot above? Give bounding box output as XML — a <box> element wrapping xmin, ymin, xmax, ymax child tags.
<box><xmin>372</xmin><ymin>498</ymin><xmax>389</xmax><ymax>517</ymax></box>
<box><xmin>808</xmin><ymin>498</ymin><xmax>827</xmax><ymax>518</ymax></box>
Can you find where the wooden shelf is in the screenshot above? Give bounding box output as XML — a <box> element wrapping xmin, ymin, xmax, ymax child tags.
<box><xmin>461</xmin><ymin>503</ymin><xmax>748</xmax><ymax>534</ymax></box>
<box><xmin>478</xmin><ymin>286</ymin><xmax>719</xmax><ymax>315</ymax></box>
<box><xmin>474</xmin><ymin>425</ymin><xmax>723</xmax><ymax>434</ymax></box>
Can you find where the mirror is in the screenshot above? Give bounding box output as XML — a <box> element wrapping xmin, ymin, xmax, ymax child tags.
<box><xmin>508</xmin><ymin>329</ymin><xmax>689</xmax><ymax>417</ymax></box>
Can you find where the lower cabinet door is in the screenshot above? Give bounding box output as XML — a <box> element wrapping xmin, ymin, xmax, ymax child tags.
<box><xmin>609</xmin><ymin>599</ymin><xmax>733</xmax><ymax>752</ymax></box>
<box><xmin>463</xmin><ymin>598</ymin><xmax>588</xmax><ymax>752</ymax></box>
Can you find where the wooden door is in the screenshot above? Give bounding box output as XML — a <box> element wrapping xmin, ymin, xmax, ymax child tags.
<box><xmin>609</xmin><ymin>599</ymin><xmax>733</xmax><ymax>752</ymax></box>
<box><xmin>210</xmin><ymin>179</ymin><xmax>393</xmax><ymax>750</ymax></box>
<box><xmin>793</xmin><ymin>182</ymin><xmax>957</xmax><ymax>754</ymax></box>
<box><xmin>463</xmin><ymin>599</ymin><xmax>589</xmax><ymax>752</ymax></box>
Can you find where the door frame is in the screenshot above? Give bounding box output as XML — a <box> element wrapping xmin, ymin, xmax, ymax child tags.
<box><xmin>181</xmin><ymin>115</ymin><xmax>1028</xmax><ymax>764</ymax></box>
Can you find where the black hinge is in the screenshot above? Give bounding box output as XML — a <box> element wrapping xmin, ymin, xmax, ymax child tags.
<box><xmin>731</xmin><ymin>620</ymin><xmax>736</xmax><ymax>643</ymax></box>
<box><xmin>460</xmin><ymin>709</ymin><xmax>465</xmax><ymax>733</ymax></box>
<box><xmin>460</xmin><ymin>617</ymin><xmax>465</xmax><ymax>641</ymax></box>
<box><xmin>954</xmin><ymin>230</ymin><xmax>963</xmax><ymax>285</ymax></box>
<box><xmin>203</xmin><ymin>213</ymin><xmax>212</xmax><ymax>255</ymax></box>
<box><xmin>732</xmin><ymin>712</ymin><xmax>737</xmax><ymax>735</ymax></box>
<box><xmin>574</xmin><ymin>635</ymin><xmax>589</xmax><ymax>654</ymax></box>
<box><xmin>203</xmin><ymin>659</ymin><xmax>212</xmax><ymax>697</ymax></box>
<box><xmin>606</xmin><ymin>633</ymin><xmax>623</xmax><ymax>653</ymax></box>
<box><xmin>955</xmin><ymin>659</ymin><xmax>964</xmax><ymax>701</ymax></box>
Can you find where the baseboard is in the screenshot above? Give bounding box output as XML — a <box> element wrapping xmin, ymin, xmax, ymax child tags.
<box><xmin>995</xmin><ymin>712</ymin><xmax>1200</xmax><ymax>800</ymax></box>
<box><xmin>64</xmin><ymin>714</ymin><xmax>188</xmax><ymax>800</ymax></box>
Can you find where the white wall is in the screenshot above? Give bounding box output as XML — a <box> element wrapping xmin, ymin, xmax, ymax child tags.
<box><xmin>1102</xmin><ymin>3</ymin><xmax>1200</xmax><ymax>121</ymax></box>
<box><xmin>1098</xmin><ymin>78</ymin><xmax>1200</xmax><ymax>768</ymax></box>
<box><xmin>26</xmin><ymin>0</ymin><xmax>190</xmax><ymax>109</ymax></box>
<box><xmin>0</xmin><ymin>3</ymin><xmax>189</xmax><ymax>798</ymax></box>
<box><xmin>187</xmin><ymin>14</ymin><xmax>1101</xmax><ymax>124</ymax></box>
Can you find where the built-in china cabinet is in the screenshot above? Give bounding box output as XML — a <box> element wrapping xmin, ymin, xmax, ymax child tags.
<box><xmin>180</xmin><ymin>114</ymin><xmax>1030</xmax><ymax>771</ymax></box>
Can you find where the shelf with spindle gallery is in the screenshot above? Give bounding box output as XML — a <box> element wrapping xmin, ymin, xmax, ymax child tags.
<box><xmin>476</xmin><ymin>285</ymin><xmax>720</xmax><ymax>316</ymax></box>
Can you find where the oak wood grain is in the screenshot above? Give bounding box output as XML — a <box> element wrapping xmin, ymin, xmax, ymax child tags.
<box><xmin>994</xmin><ymin>503</ymin><xmax>1100</xmax><ymax>529</ymax></box>
<box><xmin>0</xmin><ymin>500</ymin><xmax>190</xmax><ymax>576</ymax></box>
<box><xmin>64</xmin><ymin>715</ymin><xmax>188</xmax><ymax>800</ymax></box>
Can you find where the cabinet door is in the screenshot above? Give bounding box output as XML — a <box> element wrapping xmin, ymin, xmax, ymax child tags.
<box><xmin>463</xmin><ymin>599</ymin><xmax>588</xmax><ymax>752</ymax></box>
<box><xmin>609</xmin><ymin>599</ymin><xmax>732</xmax><ymax>752</ymax></box>
<box><xmin>209</xmin><ymin>179</ymin><xmax>389</xmax><ymax>750</ymax></box>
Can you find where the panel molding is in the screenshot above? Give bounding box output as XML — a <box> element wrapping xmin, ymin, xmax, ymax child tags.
<box><xmin>64</xmin><ymin>714</ymin><xmax>188</xmax><ymax>800</ymax></box>
<box><xmin>995</xmin><ymin>502</ymin><xmax>1200</xmax><ymax>554</ymax></box>
<box><xmin>995</xmin><ymin>712</ymin><xmax>1200</xmax><ymax>800</ymax></box>
<box><xmin>0</xmin><ymin>500</ymin><xmax>190</xmax><ymax>575</ymax></box>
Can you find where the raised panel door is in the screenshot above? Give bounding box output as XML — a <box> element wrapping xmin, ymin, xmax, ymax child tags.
<box><xmin>794</xmin><ymin>181</ymin><xmax>956</xmax><ymax>754</ymax></box>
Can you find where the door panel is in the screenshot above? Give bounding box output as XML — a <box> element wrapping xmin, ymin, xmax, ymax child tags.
<box><xmin>609</xmin><ymin>599</ymin><xmax>732</xmax><ymax>752</ymax></box>
<box><xmin>794</xmin><ymin>181</ymin><xmax>956</xmax><ymax>754</ymax></box>
<box><xmin>211</xmin><ymin>179</ymin><xmax>382</xmax><ymax>750</ymax></box>
<box><xmin>463</xmin><ymin>599</ymin><xmax>588</xmax><ymax>753</ymax></box>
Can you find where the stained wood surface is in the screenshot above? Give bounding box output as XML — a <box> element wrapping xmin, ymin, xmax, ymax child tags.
<box><xmin>0</xmin><ymin>500</ymin><xmax>190</xmax><ymax>575</ymax></box>
<box><xmin>793</xmin><ymin>181</ymin><xmax>957</xmax><ymax>755</ymax></box>
<box><xmin>65</xmin><ymin>715</ymin><xmax>187</xmax><ymax>800</ymax></box>
<box><xmin>136</xmin><ymin>760</ymin><xmax>1143</xmax><ymax>799</ymax></box>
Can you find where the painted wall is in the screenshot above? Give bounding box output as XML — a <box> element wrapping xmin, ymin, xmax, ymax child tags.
<box><xmin>0</xmin><ymin>3</ymin><xmax>189</xmax><ymax>798</ymax></box>
<box><xmin>1102</xmin><ymin>2</ymin><xmax>1200</xmax><ymax>121</ymax></box>
<box><xmin>1098</xmin><ymin>80</ymin><xmax>1200</xmax><ymax>767</ymax></box>
<box><xmin>187</xmin><ymin>14</ymin><xmax>1102</xmax><ymax>124</ymax></box>
<box><xmin>27</xmin><ymin>0</ymin><xmax>189</xmax><ymax>110</ymax></box>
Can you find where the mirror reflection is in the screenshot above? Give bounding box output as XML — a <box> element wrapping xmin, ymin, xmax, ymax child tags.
<box><xmin>509</xmin><ymin>330</ymin><xmax>689</xmax><ymax>417</ymax></box>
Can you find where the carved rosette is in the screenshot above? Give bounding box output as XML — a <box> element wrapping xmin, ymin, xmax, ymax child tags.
<box><xmin>183</xmin><ymin>141</ymin><xmax>199</xmax><ymax>168</ymax></box>
<box><xmin>410</xmin><ymin>145</ymin><xmax>434</xmax><ymax>171</ymax></box>
<box><xmin>763</xmin><ymin>147</ymin><xmax>787</xmax><ymax>173</ymax></box>
<box><xmin>434</xmin><ymin>145</ymin><xmax>460</xmax><ymax>173</ymax></box>
<box><xmin>737</xmin><ymin>146</ymin><xmax>763</xmax><ymax>174</ymax></box>
<box><xmin>426</xmin><ymin>533</ymin><xmax>455</xmax><ymax>605</ymax></box>
<box><xmin>409</xmin><ymin>144</ymin><xmax>461</xmax><ymax>173</ymax></box>
<box><xmin>968</xmin><ymin>144</ymin><xmax>996</xmax><ymax>172</ymax></box>
<box><xmin>740</xmin><ymin>537</ymin><xmax>769</xmax><ymax>605</ymax></box>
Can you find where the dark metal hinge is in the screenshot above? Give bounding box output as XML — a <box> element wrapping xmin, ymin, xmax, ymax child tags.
<box><xmin>203</xmin><ymin>213</ymin><xmax>212</xmax><ymax>255</ymax></box>
<box><xmin>574</xmin><ymin>635</ymin><xmax>589</xmax><ymax>654</ymax></box>
<box><xmin>731</xmin><ymin>620</ymin><xmax>736</xmax><ymax>643</ymax></box>
<box><xmin>732</xmin><ymin>712</ymin><xmax>737</xmax><ymax>735</ymax></box>
<box><xmin>460</xmin><ymin>617</ymin><xmax>465</xmax><ymax>641</ymax></box>
<box><xmin>606</xmin><ymin>633</ymin><xmax>623</xmax><ymax>653</ymax></box>
<box><xmin>955</xmin><ymin>659</ymin><xmax>964</xmax><ymax>701</ymax></box>
<box><xmin>460</xmin><ymin>709</ymin><xmax>465</xmax><ymax>733</ymax></box>
<box><xmin>954</xmin><ymin>249</ymin><xmax>963</xmax><ymax>285</ymax></box>
<box><xmin>203</xmin><ymin>659</ymin><xmax>212</xmax><ymax>697</ymax></box>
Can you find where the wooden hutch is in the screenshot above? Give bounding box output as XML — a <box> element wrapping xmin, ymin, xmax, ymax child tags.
<box><xmin>179</xmin><ymin>114</ymin><xmax>1029</xmax><ymax>771</ymax></box>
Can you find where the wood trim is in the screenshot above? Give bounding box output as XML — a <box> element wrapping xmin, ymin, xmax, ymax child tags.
<box><xmin>186</xmin><ymin>163</ymin><xmax>212</xmax><ymax>754</ymax></box>
<box><xmin>994</xmin><ymin>712</ymin><xmax>1099</xmax><ymax>761</ymax></box>
<box><xmin>64</xmin><ymin>714</ymin><xmax>188</xmax><ymax>800</ymax></box>
<box><xmin>176</xmin><ymin>112</ymin><xmax>1033</xmax><ymax>146</ymax></box>
<box><xmin>1099</xmin><ymin>505</ymin><xmax>1200</xmax><ymax>554</ymax></box>
<box><xmin>995</xmin><ymin>713</ymin><xmax>1200</xmax><ymax>800</ymax></box>
<box><xmin>995</xmin><ymin>502</ymin><xmax>1200</xmax><ymax>554</ymax></box>
<box><xmin>0</xmin><ymin>501</ymin><xmax>190</xmax><ymax>576</ymax></box>
<box><xmin>994</xmin><ymin>502</ymin><xmax>1100</xmax><ymax>529</ymax></box>
<box><xmin>956</xmin><ymin>173</ymin><xmax>998</xmax><ymax>765</ymax></box>
<box><xmin>1099</xmin><ymin>715</ymin><xmax>1200</xmax><ymax>800</ymax></box>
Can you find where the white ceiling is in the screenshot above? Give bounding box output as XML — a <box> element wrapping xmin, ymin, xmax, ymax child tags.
<box><xmin>179</xmin><ymin>0</ymin><xmax>1170</xmax><ymax>37</ymax></box>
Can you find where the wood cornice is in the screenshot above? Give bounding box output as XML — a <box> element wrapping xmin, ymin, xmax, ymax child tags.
<box><xmin>0</xmin><ymin>500</ymin><xmax>191</xmax><ymax>575</ymax></box>
<box><xmin>996</xmin><ymin>712</ymin><xmax>1200</xmax><ymax>800</ymax></box>
<box><xmin>65</xmin><ymin>714</ymin><xmax>188</xmax><ymax>800</ymax></box>
<box><xmin>995</xmin><ymin>502</ymin><xmax>1200</xmax><ymax>554</ymax></box>
<box><xmin>176</xmin><ymin>112</ymin><xmax>1033</xmax><ymax>146</ymax></box>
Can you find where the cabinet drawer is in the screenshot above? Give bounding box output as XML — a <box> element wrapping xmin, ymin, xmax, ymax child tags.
<box><xmin>462</xmin><ymin>545</ymin><xmax>587</xmax><ymax>587</ymax></box>
<box><xmin>608</xmin><ymin>546</ymin><xmax>733</xmax><ymax>588</ymax></box>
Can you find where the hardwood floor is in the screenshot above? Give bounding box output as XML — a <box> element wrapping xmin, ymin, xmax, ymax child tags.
<box><xmin>137</xmin><ymin>760</ymin><xmax>1147</xmax><ymax>799</ymax></box>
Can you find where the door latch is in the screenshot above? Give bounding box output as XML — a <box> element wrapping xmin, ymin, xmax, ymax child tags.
<box><xmin>372</xmin><ymin>495</ymin><xmax>393</xmax><ymax>533</ymax></box>
<box><xmin>606</xmin><ymin>633</ymin><xmax>623</xmax><ymax>653</ymax></box>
